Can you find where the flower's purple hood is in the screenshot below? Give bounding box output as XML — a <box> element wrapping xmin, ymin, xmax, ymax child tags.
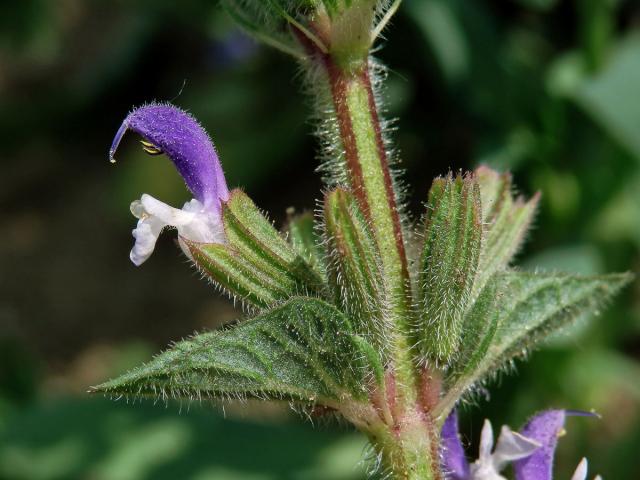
<box><xmin>109</xmin><ymin>103</ymin><xmax>229</xmax><ymax>211</ymax></box>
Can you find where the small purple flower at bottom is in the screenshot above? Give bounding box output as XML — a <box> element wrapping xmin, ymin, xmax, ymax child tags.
<box><xmin>441</xmin><ymin>409</ymin><xmax>601</xmax><ymax>480</ymax></box>
<box><xmin>109</xmin><ymin>103</ymin><xmax>229</xmax><ymax>265</ymax></box>
<box><xmin>442</xmin><ymin>410</ymin><xmax>471</xmax><ymax>480</ymax></box>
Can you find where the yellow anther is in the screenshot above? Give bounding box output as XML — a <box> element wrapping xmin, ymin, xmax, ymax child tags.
<box><xmin>140</xmin><ymin>139</ymin><xmax>163</xmax><ymax>156</ymax></box>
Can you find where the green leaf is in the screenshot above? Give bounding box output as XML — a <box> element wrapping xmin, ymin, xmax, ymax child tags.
<box><xmin>324</xmin><ymin>189</ymin><xmax>388</xmax><ymax>349</ymax></box>
<box><xmin>491</xmin><ymin>271</ymin><xmax>632</xmax><ymax>364</ymax></box>
<box><xmin>223</xmin><ymin>190</ymin><xmax>296</xmax><ymax>268</ymax></box>
<box><xmin>473</xmin><ymin>165</ymin><xmax>539</xmax><ymax>298</ymax></box>
<box><xmin>439</xmin><ymin>270</ymin><xmax>633</xmax><ymax>416</ymax></box>
<box><xmin>451</xmin><ymin>278</ymin><xmax>501</xmax><ymax>382</ymax></box>
<box><xmin>417</xmin><ymin>173</ymin><xmax>482</xmax><ymax>364</ymax></box>
<box><xmin>324</xmin><ymin>188</ymin><xmax>386</xmax><ymax>342</ymax></box>
<box><xmin>188</xmin><ymin>190</ymin><xmax>326</xmax><ymax>309</ymax></box>
<box><xmin>286</xmin><ymin>211</ymin><xmax>327</xmax><ymax>280</ymax></box>
<box><xmin>92</xmin><ymin>297</ymin><xmax>375</xmax><ymax>407</ymax></box>
<box><xmin>224</xmin><ymin>190</ymin><xmax>324</xmax><ymax>290</ymax></box>
<box><xmin>219</xmin><ymin>1</ymin><xmax>304</xmax><ymax>59</ymax></box>
<box><xmin>186</xmin><ymin>241</ymin><xmax>290</xmax><ymax>309</ymax></box>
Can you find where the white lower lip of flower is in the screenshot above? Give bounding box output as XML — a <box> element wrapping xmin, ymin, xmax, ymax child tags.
<box><xmin>470</xmin><ymin>420</ymin><xmax>541</xmax><ymax>480</ymax></box>
<box><xmin>571</xmin><ymin>458</ymin><xmax>588</xmax><ymax>480</ymax></box>
<box><xmin>470</xmin><ymin>464</ymin><xmax>508</xmax><ymax>480</ymax></box>
<box><xmin>129</xmin><ymin>193</ymin><xmax>225</xmax><ymax>266</ymax></box>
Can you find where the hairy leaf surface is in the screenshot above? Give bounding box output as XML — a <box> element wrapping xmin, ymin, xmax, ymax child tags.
<box><xmin>187</xmin><ymin>241</ymin><xmax>290</xmax><ymax>308</ymax></box>
<box><xmin>188</xmin><ymin>190</ymin><xmax>326</xmax><ymax>308</ymax></box>
<box><xmin>473</xmin><ymin>166</ymin><xmax>539</xmax><ymax>298</ymax></box>
<box><xmin>417</xmin><ymin>173</ymin><xmax>482</xmax><ymax>363</ymax></box>
<box><xmin>324</xmin><ymin>188</ymin><xmax>386</xmax><ymax>343</ymax></box>
<box><xmin>441</xmin><ymin>270</ymin><xmax>633</xmax><ymax>415</ymax></box>
<box><xmin>92</xmin><ymin>297</ymin><xmax>376</xmax><ymax>406</ymax></box>
<box><xmin>224</xmin><ymin>190</ymin><xmax>324</xmax><ymax>289</ymax></box>
<box><xmin>491</xmin><ymin>271</ymin><xmax>632</xmax><ymax>364</ymax></box>
<box><xmin>286</xmin><ymin>211</ymin><xmax>327</xmax><ymax>280</ymax></box>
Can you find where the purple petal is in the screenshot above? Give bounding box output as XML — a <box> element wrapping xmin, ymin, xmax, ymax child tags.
<box><xmin>514</xmin><ymin>410</ymin><xmax>599</xmax><ymax>480</ymax></box>
<box><xmin>514</xmin><ymin>410</ymin><xmax>566</xmax><ymax>480</ymax></box>
<box><xmin>516</xmin><ymin>409</ymin><xmax>597</xmax><ymax>480</ymax></box>
<box><xmin>110</xmin><ymin>103</ymin><xmax>229</xmax><ymax>210</ymax></box>
<box><xmin>441</xmin><ymin>410</ymin><xmax>470</xmax><ymax>480</ymax></box>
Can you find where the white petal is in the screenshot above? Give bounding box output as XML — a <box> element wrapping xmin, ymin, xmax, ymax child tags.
<box><xmin>182</xmin><ymin>198</ymin><xmax>207</xmax><ymax>214</ymax></box>
<box><xmin>492</xmin><ymin>426</ymin><xmax>541</xmax><ymax>472</ymax></box>
<box><xmin>470</xmin><ymin>463</ymin><xmax>507</xmax><ymax>480</ymax></box>
<box><xmin>470</xmin><ymin>420</ymin><xmax>507</xmax><ymax>480</ymax></box>
<box><xmin>177</xmin><ymin>200</ymin><xmax>224</xmax><ymax>244</ymax></box>
<box><xmin>140</xmin><ymin>194</ymin><xmax>195</xmax><ymax>226</ymax></box>
<box><xmin>479</xmin><ymin>419</ymin><xmax>495</xmax><ymax>461</ymax></box>
<box><xmin>570</xmin><ymin>458</ymin><xmax>588</xmax><ymax>480</ymax></box>
<box><xmin>130</xmin><ymin>215</ymin><xmax>165</xmax><ymax>266</ymax></box>
<box><xmin>128</xmin><ymin>194</ymin><xmax>224</xmax><ymax>265</ymax></box>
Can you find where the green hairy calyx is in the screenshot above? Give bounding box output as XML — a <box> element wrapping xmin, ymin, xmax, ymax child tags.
<box><xmin>97</xmin><ymin>3</ymin><xmax>633</xmax><ymax>479</ymax></box>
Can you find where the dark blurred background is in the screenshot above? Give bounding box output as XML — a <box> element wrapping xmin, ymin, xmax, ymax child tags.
<box><xmin>1</xmin><ymin>0</ymin><xmax>639</xmax><ymax>479</ymax></box>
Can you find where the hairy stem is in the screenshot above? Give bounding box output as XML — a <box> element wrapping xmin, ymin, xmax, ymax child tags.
<box><xmin>322</xmin><ymin>56</ymin><xmax>410</xmax><ymax>315</ymax></box>
<box><xmin>368</xmin><ymin>411</ymin><xmax>442</xmax><ymax>480</ymax></box>
<box><xmin>302</xmin><ymin>40</ymin><xmax>440</xmax><ymax>479</ymax></box>
<box><xmin>320</xmin><ymin>55</ymin><xmax>419</xmax><ymax>387</ymax></box>
<box><xmin>291</xmin><ymin>10</ymin><xmax>442</xmax><ymax>473</ymax></box>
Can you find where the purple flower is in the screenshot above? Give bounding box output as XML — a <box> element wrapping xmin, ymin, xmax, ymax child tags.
<box><xmin>440</xmin><ymin>410</ymin><xmax>600</xmax><ymax>480</ymax></box>
<box><xmin>442</xmin><ymin>410</ymin><xmax>471</xmax><ymax>480</ymax></box>
<box><xmin>514</xmin><ymin>410</ymin><xmax>600</xmax><ymax>480</ymax></box>
<box><xmin>109</xmin><ymin>103</ymin><xmax>229</xmax><ymax>265</ymax></box>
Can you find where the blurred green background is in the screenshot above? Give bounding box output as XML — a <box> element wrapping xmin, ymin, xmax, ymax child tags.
<box><xmin>1</xmin><ymin>0</ymin><xmax>639</xmax><ymax>478</ymax></box>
